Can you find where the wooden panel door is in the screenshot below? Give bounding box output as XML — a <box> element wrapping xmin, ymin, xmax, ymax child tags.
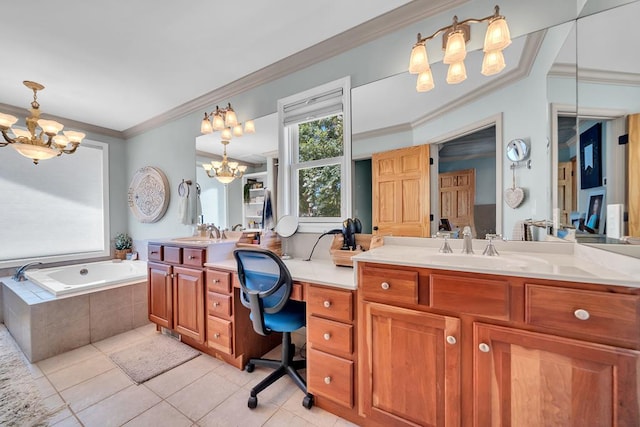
<box><xmin>474</xmin><ymin>323</ymin><xmax>640</xmax><ymax>426</ymax></box>
<box><xmin>558</xmin><ymin>160</ymin><xmax>574</xmax><ymax>226</ymax></box>
<box><xmin>360</xmin><ymin>302</ymin><xmax>460</xmax><ymax>427</ymax></box>
<box><xmin>148</xmin><ymin>262</ymin><xmax>172</xmax><ymax>328</ymax></box>
<box><xmin>629</xmin><ymin>113</ymin><xmax>640</xmax><ymax>236</ymax></box>
<box><xmin>439</xmin><ymin>168</ymin><xmax>475</xmax><ymax>235</ymax></box>
<box><xmin>173</xmin><ymin>266</ymin><xmax>205</xmax><ymax>344</ymax></box>
<box><xmin>372</xmin><ymin>145</ymin><xmax>430</xmax><ymax>237</ymax></box>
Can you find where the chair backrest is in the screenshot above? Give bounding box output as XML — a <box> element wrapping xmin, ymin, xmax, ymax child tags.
<box><xmin>233</xmin><ymin>248</ymin><xmax>293</xmax><ymax>335</ymax></box>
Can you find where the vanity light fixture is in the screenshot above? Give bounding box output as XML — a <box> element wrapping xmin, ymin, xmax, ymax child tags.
<box><xmin>409</xmin><ymin>5</ymin><xmax>512</xmax><ymax>92</ymax></box>
<box><xmin>200</xmin><ymin>102</ymin><xmax>255</xmax><ymax>138</ymax></box>
<box><xmin>202</xmin><ymin>140</ymin><xmax>247</xmax><ymax>184</ymax></box>
<box><xmin>0</xmin><ymin>81</ymin><xmax>86</xmax><ymax>164</ymax></box>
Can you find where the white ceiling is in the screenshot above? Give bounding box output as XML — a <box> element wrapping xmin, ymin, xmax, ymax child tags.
<box><xmin>0</xmin><ymin>0</ymin><xmax>413</xmax><ymax>132</ymax></box>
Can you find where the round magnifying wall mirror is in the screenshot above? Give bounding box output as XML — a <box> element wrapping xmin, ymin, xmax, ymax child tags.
<box><xmin>274</xmin><ymin>215</ymin><xmax>298</xmax><ymax>259</ymax></box>
<box><xmin>506</xmin><ymin>138</ymin><xmax>530</xmax><ymax>162</ymax></box>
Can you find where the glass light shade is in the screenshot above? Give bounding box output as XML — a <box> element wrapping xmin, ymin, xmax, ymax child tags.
<box><xmin>37</xmin><ymin>119</ymin><xmax>64</xmax><ymax>135</ymax></box>
<box><xmin>228</xmin><ymin>161</ymin><xmax>239</xmax><ymax>169</ymax></box>
<box><xmin>408</xmin><ymin>43</ymin><xmax>429</xmax><ymax>74</ymax></box>
<box><xmin>481</xmin><ymin>49</ymin><xmax>506</xmax><ymax>76</ymax></box>
<box><xmin>212</xmin><ymin>114</ymin><xmax>225</xmax><ymax>131</ymax></box>
<box><xmin>237</xmin><ymin>165</ymin><xmax>248</xmax><ymax>172</ymax></box>
<box><xmin>63</xmin><ymin>130</ymin><xmax>85</xmax><ymax>143</ymax></box>
<box><xmin>202</xmin><ymin>163</ymin><xmax>212</xmax><ymax>171</ymax></box>
<box><xmin>244</xmin><ymin>120</ymin><xmax>255</xmax><ymax>134</ymax></box>
<box><xmin>11</xmin><ymin>128</ymin><xmax>31</xmax><ymax>139</ymax></box>
<box><xmin>211</xmin><ymin>161</ymin><xmax>222</xmax><ymax>168</ymax></box>
<box><xmin>12</xmin><ymin>143</ymin><xmax>59</xmax><ymax>161</ymax></box>
<box><xmin>232</xmin><ymin>124</ymin><xmax>243</xmax><ymax>137</ymax></box>
<box><xmin>53</xmin><ymin>135</ymin><xmax>69</xmax><ymax>147</ymax></box>
<box><xmin>484</xmin><ymin>17</ymin><xmax>511</xmax><ymax>52</ymax></box>
<box><xmin>443</xmin><ymin>31</ymin><xmax>467</xmax><ymax>64</ymax></box>
<box><xmin>215</xmin><ymin>175</ymin><xmax>235</xmax><ymax>184</ymax></box>
<box><xmin>446</xmin><ymin>61</ymin><xmax>467</xmax><ymax>84</ymax></box>
<box><xmin>0</xmin><ymin>113</ymin><xmax>18</xmax><ymax>129</ymax></box>
<box><xmin>201</xmin><ymin>118</ymin><xmax>213</xmax><ymax>134</ymax></box>
<box><xmin>416</xmin><ymin>69</ymin><xmax>435</xmax><ymax>92</ymax></box>
<box><xmin>224</xmin><ymin>110</ymin><xmax>238</xmax><ymax>127</ymax></box>
<box><xmin>221</xmin><ymin>128</ymin><xmax>233</xmax><ymax>140</ymax></box>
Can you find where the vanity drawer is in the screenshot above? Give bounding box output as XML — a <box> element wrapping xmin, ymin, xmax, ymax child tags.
<box><xmin>308</xmin><ymin>315</ymin><xmax>353</xmax><ymax>357</ymax></box>
<box><xmin>307</xmin><ymin>285</ymin><xmax>353</xmax><ymax>322</ymax></box>
<box><xmin>164</xmin><ymin>246</ymin><xmax>182</xmax><ymax>264</ymax></box>
<box><xmin>360</xmin><ymin>266</ymin><xmax>418</xmax><ymax>306</ymax></box>
<box><xmin>183</xmin><ymin>248</ymin><xmax>205</xmax><ymax>268</ymax></box>
<box><xmin>207</xmin><ymin>292</ymin><xmax>232</xmax><ymax>319</ymax></box>
<box><xmin>206</xmin><ymin>270</ymin><xmax>231</xmax><ymax>294</ymax></box>
<box><xmin>430</xmin><ymin>274</ymin><xmax>510</xmax><ymax>320</ymax></box>
<box><xmin>526</xmin><ymin>284</ymin><xmax>640</xmax><ymax>346</ymax></box>
<box><xmin>148</xmin><ymin>244</ymin><xmax>163</xmax><ymax>262</ymax></box>
<box><xmin>307</xmin><ymin>348</ymin><xmax>354</xmax><ymax>408</ymax></box>
<box><xmin>207</xmin><ymin>316</ymin><xmax>232</xmax><ymax>353</ymax></box>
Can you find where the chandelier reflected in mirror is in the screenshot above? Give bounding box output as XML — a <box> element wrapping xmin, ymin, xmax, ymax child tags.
<box><xmin>0</xmin><ymin>81</ymin><xmax>86</xmax><ymax>164</ymax></box>
<box><xmin>409</xmin><ymin>5</ymin><xmax>512</xmax><ymax>92</ymax></box>
<box><xmin>202</xmin><ymin>140</ymin><xmax>248</xmax><ymax>184</ymax></box>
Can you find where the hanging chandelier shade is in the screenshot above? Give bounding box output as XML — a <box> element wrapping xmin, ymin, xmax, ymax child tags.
<box><xmin>0</xmin><ymin>81</ymin><xmax>85</xmax><ymax>164</ymax></box>
<box><xmin>202</xmin><ymin>140</ymin><xmax>247</xmax><ymax>184</ymax></box>
<box><xmin>408</xmin><ymin>5</ymin><xmax>511</xmax><ymax>93</ymax></box>
<box><xmin>200</xmin><ymin>102</ymin><xmax>255</xmax><ymax>141</ymax></box>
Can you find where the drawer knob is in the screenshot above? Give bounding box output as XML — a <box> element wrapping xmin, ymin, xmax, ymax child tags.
<box><xmin>188</xmin><ymin>255</ymin><xmax>196</xmax><ymax>260</ymax></box>
<box><xmin>323</xmin><ymin>333</ymin><xmax>331</xmax><ymax>341</ymax></box>
<box><xmin>574</xmin><ymin>309</ymin><xmax>590</xmax><ymax>321</ymax></box>
<box><xmin>446</xmin><ymin>335</ymin><xmax>457</xmax><ymax>345</ymax></box>
<box><xmin>324</xmin><ymin>376</ymin><xmax>332</xmax><ymax>384</ymax></box>
<box><xmin>150</xmin><ymin>251</ymin><xmax>158</xmax><ymax>254</ymax></box>
<box><xmin>323</xmin><ymin>300</ymin><xmax>331</xmax><ymax>308</ymax></box>
<box><xmin>381</xmin><ymin>282</ymin><xmax>390</xmax><ymax>290</ymax></box>
<box><xmin>214</xmin><ymin>333</ymin><xmax>220</xmax><ymax>339</ymax></box>
<box><xmin>479</xmin><ymin>343</ymin><xmax>491</xmax><ymax>353</ymax></box>
<box><xmin>213</xmin><ymin>279</ymin><xmax>220</xmax><ymax>283</ymax></box>
<box><xmin>213</xmin><ymin>302</ymin><xmax>220</xmax><ymax>307</ymax></box>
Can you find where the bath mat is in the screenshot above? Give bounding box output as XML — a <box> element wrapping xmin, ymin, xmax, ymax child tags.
<box><xmin>0</xmin><ymin>325</ymin><xmax>57</xmax><ymax>426</ymax></box>
<box><xmin>109</xmin><ymin>334</ymin><xmax>200</xmax><ymax>384</ymax></box>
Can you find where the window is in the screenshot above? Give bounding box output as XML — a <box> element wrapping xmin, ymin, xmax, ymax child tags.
<box><xmin>0</xmin><ymin>140</ymin><xmax>110</xmax><ymax>268</ymax></box>
<box><xmin>278</xmin><ymin>77</ymin><xmax>351</xmax><ymax>231</ymax></box>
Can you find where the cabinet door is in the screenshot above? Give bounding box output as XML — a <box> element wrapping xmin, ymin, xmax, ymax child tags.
<box><xmin>474</xmin><ymin>323</ymin><xmax>640</xmax><ymax>426</ymax></box>
<box><xmin>360</xmin><ymin>302</ymin><xmax>460</xmax><ymax>427</ymax></box>
<box><xmin>148</xmin><ymin>262</ymin><xmax>172</xmax><ymax>328</ymax></box>
<box><xmin>173</xmin><ymin>266</ymin><xmax>205</xmax><ymax>344</ymax></box>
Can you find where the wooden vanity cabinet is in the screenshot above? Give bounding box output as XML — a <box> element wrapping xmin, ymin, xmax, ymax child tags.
<box><xmin>357</xmin><ymin>261</ymin><xmax>640</xmax><ymax>427</ymax></box>
<box><xmin>148</xmin><ymin>262</ymin><xmax>172</xmax><ymax>328</ymax></box>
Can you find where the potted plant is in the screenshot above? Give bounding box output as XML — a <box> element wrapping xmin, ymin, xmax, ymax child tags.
<box><xmin>114</xmin><ymin>233</ymin><xmax>133</xmax><ymax>260</ymax></box>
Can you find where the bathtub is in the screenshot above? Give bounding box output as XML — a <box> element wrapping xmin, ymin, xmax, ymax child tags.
<box><xmin>26</xmin><ymin>259</ymin><xmax>148</xmax><ymax>296</ymax></box>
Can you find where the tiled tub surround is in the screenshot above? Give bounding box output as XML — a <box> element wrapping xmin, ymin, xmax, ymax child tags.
<box><xmin>2</xmin><ymin>277</ymin><xmax>148</xmax><ymax>362</ymax></box>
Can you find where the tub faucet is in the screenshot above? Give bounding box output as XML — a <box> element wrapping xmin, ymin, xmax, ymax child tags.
<box><xmin>461</xmin><ymin>226</ymin><xmax>474</xmax><ymax>254</ymax></box>
<box><xmin>13</xmin><ymin>261</ymin><xmax>43</xmax><ymax>281</ymax></box>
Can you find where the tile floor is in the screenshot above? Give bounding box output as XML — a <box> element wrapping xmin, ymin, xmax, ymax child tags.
<box><xmin>24</xmin><ymin>323</ymin><xmax>357</xmax><ymax>427</ymax></box>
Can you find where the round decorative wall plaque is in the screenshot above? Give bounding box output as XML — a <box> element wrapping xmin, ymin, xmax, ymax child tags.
<box><xmin>128</xmin><ymin>166</ymin><xmax>170</xmax><ymax>223</ymax></box>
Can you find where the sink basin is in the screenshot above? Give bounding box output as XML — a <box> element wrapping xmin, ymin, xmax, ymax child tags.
<box><xmin>427</xmin><ymin>252</ymin><xmax>549</xmax><ymax>270</ymax></box>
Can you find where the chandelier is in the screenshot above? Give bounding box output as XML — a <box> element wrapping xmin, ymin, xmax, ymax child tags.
<box><xmin>0</xmin><ymin>81</ymin><xmax>85</xmax><ymax>164</ymax></box>
<box><xmin>200</xmin><ymin>103</ymin><xmax>255</xmax><ymax>138</ymax></box>
<box><xmin>408</xmin><ymin>5</ymin><xmax>512</xmax><ymax>92</ymax></box>
<box><xmin>202</xmin><ymin>140</ymin><xmax>247</xmax><ymax>184</ymax></box>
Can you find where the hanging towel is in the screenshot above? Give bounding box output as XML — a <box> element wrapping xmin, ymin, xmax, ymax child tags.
<box><xmin>195</xmin><ymin>184</ymin><xmax>203</xmax><ymax>224</ymax></box>
<box><xmin>261</xmin><ymin>188</ymin><xmax>274</xmax><ymax>231</ymax></box>
<box><xmin>178</xmin><ymin>191</ymin><xmax>191</xmax><ymax>225</ymax></box>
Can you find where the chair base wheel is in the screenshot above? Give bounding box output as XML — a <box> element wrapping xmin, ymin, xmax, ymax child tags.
<box><xmin>245</xmin><ymin>363</ymin><xmax>255</xmax><ymax>373</ymax></box>
<box><xmin>302</xmin><ymin>394</ymin><xmax>314</xmax><ymax>409</ymax></box>
<box><xmin>248</xmin><ymin>396</ymin><xmax>258</xmax><ymax>409</ymax></box>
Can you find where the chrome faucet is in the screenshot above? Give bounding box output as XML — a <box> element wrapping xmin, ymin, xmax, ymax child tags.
<box><xmin>12</xmin><ymin>261</ymin><xmax>43</xmax><ymax>281</ymax></box>
<box><xmin>483</xmin><ymin>234</ymin><xmax>502</xmax><ymax>256</ymax></box>
<box><xmin>207</xmin><ymin>223</ymin><xmax>221</xmax><ymax>239</ymax></box>
<box><xmin>461</xmin><ymin>226</ymin><xmax>474</xmax><ymax>254</ymax></box>
<box><xmin>232</xmin><ymin>223</ymin><xmax>243</xmax><ymax>231</ymax></box>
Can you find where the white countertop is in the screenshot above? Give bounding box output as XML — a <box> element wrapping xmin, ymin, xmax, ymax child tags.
<box><xmin>353</xmin><ymin>239</ymin><xmax>640</xmax><ymax>288</ymax></box>
<box><xmin>205</xmin><ymin>257</ymin><xmax>356</xmax><ymax>290</ymax></box>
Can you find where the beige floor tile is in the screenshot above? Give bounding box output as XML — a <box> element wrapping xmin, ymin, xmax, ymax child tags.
<box><xmin>34</xmin><ymin>375</ymin><xmax>57</xmax><ymax>398</ymax></box>
<box><xmin>214</xmin><ymin>361</ymin><xmax>257</xmax><ymax>387</ymax></box>
<box><xmin>333</xmin><ymin>417</ymin><xmax>361</xmax><ymax>427</ymax></box>
<box><xmin>197</xmin><ymin>388</ymin><xmax>279</xmax><ymax>427</ymax></box>
<box><xmin>134</xmin><ymin>322</ymin><xmax>158</xmax><ymax>336</ymax></box>
<box><xmin>46</xmin><ymin>354</ymin><xmax>116</xmax><ymax>391</ymax></box>
<box><xmin>37</xmin><ymin>344</ymin><xmax>101</xmax><ymax>374</ymax></box>
<box><xmin>243</xmin><ymin>367</ymin><xmax>301</xmax><ymax>407</ymax></box>
<box><xmin>144</xmin><ymin>353</ymin><xmax>223</xmax><ymax>398</ymax></box>
<box><xmin>166</xmin><ymin>370</ymin><xmax>239</xmax><ymax>421</ymax></box>
<box><xmin>60</xmin><ymin>368</ymin><xmax>134</xmax><ymax>412</ymax></box>
<box><xmin>92</xmin><ymin>328</ymin><xmax>150</xmax><ymax>354</ymax></box>
<box><xmin>51</xmin><ymin>414</ymin><xmax>83</xmax><ymax>427</ymax></box>
<box><xmin>76</xmin><ymin>384</ymin><xmax>161</xmax><ymax>427</ymax></box>
<box><xmin>24</xmin><ymin>360</ymin><xmax>45</xmax><ymax>379</ymax></box>
<box><xmin>263</xmin><ymin>408</ymin><xmax>316</xmax><ymax>427</ymax></box>
<box><xmin>42</xmin><ymin>393</ymin><xmax>71</xmax><ymax>424</ymax></box>
<box><xmin>281</xmin><ymin>392</ymin><xmax>339</xmax><ymax>427</ymax></box>
<box><xmin>122</xmin><ymin>401</ymin><xmax>192</xmax><ymax>427</ymax></box>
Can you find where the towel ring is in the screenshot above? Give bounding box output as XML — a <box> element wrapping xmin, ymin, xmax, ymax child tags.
<box><xmin>178</xmin><ymin>179</ymin><xmax>192</xmax><ymax>197</ymax></box>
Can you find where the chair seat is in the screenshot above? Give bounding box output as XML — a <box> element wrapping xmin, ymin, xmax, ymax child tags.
<box><xmin>251</xmin><ymin>301</ymin><xmax>306</xmax><ymax>333</ymax></box>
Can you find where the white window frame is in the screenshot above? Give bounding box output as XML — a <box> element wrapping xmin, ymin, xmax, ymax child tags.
<box><xmin>0</xmin><ymin>139</ymin><xmax>110</xmax><ymax>269</ymax></box>
<box><xmin>278</xmin><ymin>77</ymin><xmax>352</xmax><ymax>233</ymax></box>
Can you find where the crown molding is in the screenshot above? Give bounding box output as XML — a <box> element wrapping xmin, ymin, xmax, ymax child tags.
<box><xmin>353</xmin><ymin>122</ymin><xmax>413</xmax><ymax>142</ymax></box>
<box><xmin>578</xmin><ymin>67</ymin><xmax>640</xmax><ymax>86</ymax></box>
<box><xmin>122</xmin><ymin>0</ymin><xmax>469</xmax><ymax>139</ymax></box>
<box><xmin>411</xmin><ymin>30</ymin><xmax>546</xmax><ymax>130</ymax></box>
<box><xmin>0</xmin><ymin>102</ymin><xmax>124</xmax><ymax>140</ymax></box>
<box><xmin>548</xmin><ymin>62</ymin><xmax>576</xmax><ymax>78</ymax></box>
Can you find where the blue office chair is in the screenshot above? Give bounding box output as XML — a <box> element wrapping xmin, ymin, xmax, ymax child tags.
<box><xmin>233</xmin><ymin>248</ymin><xmax>313</xmax><ymax>410</ymax></box>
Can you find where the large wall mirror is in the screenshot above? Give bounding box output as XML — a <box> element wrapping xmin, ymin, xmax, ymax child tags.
<box><xmin>192</xmin><ymin>0</ymin><xmax>638</xmax><ymax>241</ymax></box>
